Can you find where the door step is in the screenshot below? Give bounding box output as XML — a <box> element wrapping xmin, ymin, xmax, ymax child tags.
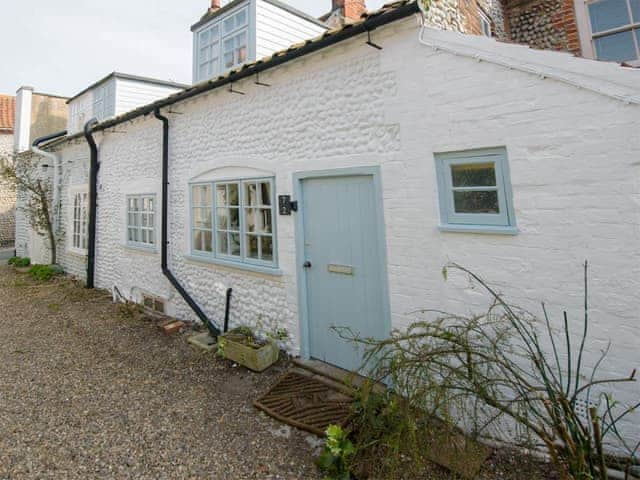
<box><xmin>291</xmin><ymin>358</ymin><xmax>386</xmax><ymax>394</ymax></box>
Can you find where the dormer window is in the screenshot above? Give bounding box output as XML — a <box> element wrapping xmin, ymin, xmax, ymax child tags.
<box><xmin>196</xmin><ymin>6</ymin><xmax>249</xmax><ymax>82</ymax></box>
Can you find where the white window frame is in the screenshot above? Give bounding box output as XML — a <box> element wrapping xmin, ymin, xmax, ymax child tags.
<box><xmin>435</xmin><ymin>148</ymin><xmax>517</xmax><ymax>234</ymax></box>
<box><xmin>196</xmin><ymin>6</ymin><xmax>249</xmax><ymax>82</ymax></box>
<box><xmin>126</xmin><ymin>194</ymin><xmax>157</xmax><ymax>250</ymax></box>
<box><xmin>189</xmin><ymin>177</ymin><xmax>278</xmax><ymax>269</ymax></box>
<box><xmin>575</xmin><ymin>0</ymin><xmax>640</xmax><ymax>64</ymax></box>
<box><xmin>68</xmin><ymin>186</ymin><xmax>89</xmax><ymax>254</ymax></box>
<box><xmin>479</xmin><ymin>10</ymin><xmax>492</xmax><ymax>37</ymax></box>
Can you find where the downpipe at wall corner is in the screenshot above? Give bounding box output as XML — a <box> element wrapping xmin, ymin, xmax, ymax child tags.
<box><xmin>84</xmin><ymin>118</ymin><xmax>99</xmax><ymax>289</ymax></box>
<box><xmin>153</xmin><ymin>108</ymin><xmax>221</xmax><ymax>338</ymax></box>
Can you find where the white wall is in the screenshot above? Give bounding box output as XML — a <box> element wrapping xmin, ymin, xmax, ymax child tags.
<box><xmin>255</xmin><ymin>0</ymin><xmax>327</xmax><ymax>59</ymax></box>
<box><xmin>46</xmin><ymin>18</ymin><xmax>640</xmax><ymax>444</ymax></box>
<box><xmin>114</xmin><ymin>78</ymin><xmax>183</xmax><ymax>117</ymax></box>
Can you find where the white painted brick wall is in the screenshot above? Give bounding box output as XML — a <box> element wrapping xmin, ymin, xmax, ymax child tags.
<box><xmin>44</xmin><ymin>19</ymin><xmax>640</xmax><ymax>444</ymax></box>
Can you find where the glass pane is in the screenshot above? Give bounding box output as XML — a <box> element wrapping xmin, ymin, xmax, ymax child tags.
<box><xmin>199</xmin><ymin>64</ymin><xmax>208</xmax><ymax>81</ymax></box>
<box><xmin>224</xmin><ymin>16</ymin><xmax>235</xmax><ymax>34</ymax></box>
<box><xmin>131</xmin><ymin>197</ymin><xmax>139</xmax><ymax>211</ymax></box>
<box><xmin>453</xmin><ymin>191</ymin><xmax>500</xmax><ymax>214</ymax></box>
<box><xmin>245</xmin><ymin>208</ymin><xmax>256</xmax><ymax>233</ymax></box>
<box><xmin>229</xmin><ymin>207</ymin><xmax>240</xmax><ymax>229</ymax></box>
<box><xmin>193</xmin><ymin>230</ymin><xmax>203</xmax><ymax>251</ymax></box>
<box><xmin>260</xmin><ymin>182</ymin><xmax>271</xmax><ymax>206</ymax></box>
<box><xmin>128</xmin><ymin>228</ymin><xmax>135</xmax><ymax>242</ymax></box>
<box><xmin>193</xmin><ymin>207</ymin><xmax>212</xmax><ymax>228</ymax></box>
<box><xmin>194</xmin><ymin>185</ymin><xmax>212</xmax><ymax>205</ymax></box>
<box><xmin>228</xmin><ymin>184</ymin><xmax>239</xmax><ymax>206</ymax></box>
<box><xmin>148</xmin><ymin>198</ymin><xmax>154</xmax><ymax>212</ymax></box>
<box><xmin>229</xmin><ymin>233</ymin><xmax>241</xmax><ymax>256</ymax></box>
<box><xmin>259</xmin><ymin>209</ymin><xmax>272</xmax><ymax>233</ymax></box>
<box><xmin>224</xmin><ymin>52</ymin><xmax>234</xmax><ymax>68</ymax></box>
<box><xmin>261</xmin><ymin>236</ymin><xmax>273</xmax><ymax>262</ymax></box>
<box><xmin>127</xmin><ymin>213</ymin><xmax>135</xmax><ymax>227</ymax></box>
<box><xmin>451</xmin><ymin>162</ymin><xmax>496</xmax><ymax>187</ymax></box>
<box><xmin>594</xmin><ymin>30</ymin><xmax>637</xmax><ymax>61</ymax></box>
<box><xmin>633</xmin><ymin>0</ymin><xmax>640</xmax><ymax>21</ymax></box>
<box><xmin>589</xmin><ymin>0</ymin><xmax>630</xmax><ymax>32</ymax></box>
<box><xmin>246</xmin><ymin>183</ymin><xmax>258</xmax><ymax>206</ymax></box>
<box><xmin>141</xmin><ymin>229</ymin><xmax>148</xmax><ymax>244</ymax></box>
<box><xmin>149</xmin><ymin>231</ymin><xmax>155</xmax><ymax>245</ymax></box>
<box><xmin>203</xmin><ymin>230</ymin><xmax>213</xmax><ymax>252</ymax></box>
<box><xmin>217</xmin><ymin>208</ymin><xmax>228</xmax><ymax>229</ymax></box>
<box><xmin>200</xmin><ymin>29</ymin><xmax>210</xmax><ymax>45</ymax></box>
<box><xmin>238</xmin><ymin>45</ymin><xmax>247</xmax><ymax>64</ymax></box>
<box><xmin>236</xmin><ymin>9</ymin><xmax>247</xmax><ymax>27</ymax></box>
<box><xmin>217</xmin><ymin>232</ymin><xmax>228</xmax><ymax>255</ymax></box>
<box><xmin>247</xmin><ymin>235</ymin><xmax>259</xmax><ymax>259</ymax></box>
<box><xmin>217</xmin><ymin>185</ymin><xmax>227</xmax><ymax>205</ymax></box>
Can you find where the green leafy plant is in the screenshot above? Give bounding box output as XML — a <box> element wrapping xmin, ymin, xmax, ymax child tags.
<box><xmin>9</xmin><ymin>257</ymin><xmax>31</xmax><ymax>267</ymax></box>
<box><xmin>28</xmin><ymin>264</ymin><xmax>60</xmax><ymax>282</ymax></box>
<box><xmin>317</xmin><ymin>424</ymin><xmax>355</xmax><ymax>480</ymax></box>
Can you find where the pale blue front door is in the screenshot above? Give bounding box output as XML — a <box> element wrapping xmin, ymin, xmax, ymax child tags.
<box><xmin>300</xmin><ymin>173</ymin><xmax>389</xmax><ymax>372</ymax></box>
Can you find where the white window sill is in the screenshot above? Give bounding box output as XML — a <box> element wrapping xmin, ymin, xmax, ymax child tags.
<box><xmin>122</xmin><ymin>243</ymin><xmax>158</xmax><ymax>255</ymax></box>
<box><xmin>66</xmin><ymin>248</ymin><xmax>88</xmax><ymax>257</ymax></box>
<box><xmin>438</xmin><ymin>224</ymin><xmax>519</xmax><ymax>235</ymax></box>
<box><xmin>184</xmin><ymin>254</ymin><xmax>283</xmax><ymax>277</ymax></box>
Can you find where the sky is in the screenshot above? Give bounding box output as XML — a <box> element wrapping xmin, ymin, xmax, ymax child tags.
<box><xmin>0</xmin><ymin>0</ymin><xmax>386</xmax><ymax>97</ymax></box>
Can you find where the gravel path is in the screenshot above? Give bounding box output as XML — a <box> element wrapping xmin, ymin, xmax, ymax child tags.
<box><xmin>0</xmin><ymin>266</ymin><xmax>558</xmax><ymax>480</ymax></box>
<box><xmin>0</xmin><ymin>267</ymin><xmax>322</xmax><ymax>479</ymax></box>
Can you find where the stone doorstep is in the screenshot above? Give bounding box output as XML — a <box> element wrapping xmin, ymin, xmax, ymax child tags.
<box><xmin>187</xmin><ymin>331</ymin><xmax>217</xmax><ymax>352</ymax></box>
<box><xmin>291</xmin><ymin>358</ymin><xmax>387</xmax><ymax>395</ymax></box>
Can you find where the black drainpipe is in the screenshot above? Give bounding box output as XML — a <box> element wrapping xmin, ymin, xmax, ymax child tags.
<box><xmin>84</xmin><ymin>118</ymin><xmax>99</xmax><ymax>289</ymax></box>
<box><xmin>153</xmin><ymin>108</ymin><xmax>220</xmax><ymax>338</ymax></box>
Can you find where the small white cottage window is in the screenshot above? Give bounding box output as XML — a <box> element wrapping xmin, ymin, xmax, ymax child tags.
<box><xmin>190</xmin><ymin>178</ymin><xmax>277</xmax><ymax>268</ymax></box>
<box><xmin>71</xmin><ymin>190</ymin><xmax>89</xmax><ymax>252</ymax></box>
<box><xmin>435</xmin><ymin>148</ymin><xmax>517</xmax><ymax>234</ymax></box>
<box><xmin>127</xmin><ymin>195</ymin><xmax>156</xmax><ymax>248</ymax></box>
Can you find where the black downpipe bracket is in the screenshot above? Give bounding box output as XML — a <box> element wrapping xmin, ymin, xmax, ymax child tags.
<box><xmin>153</xmin><ymin>108</ymin><xmax>220</xmax><ymax>338</ymax></box>
<box><xmin>84</xmin><ymin>118</ymin><xmax>99</xmax><ymax>289</ymax></box>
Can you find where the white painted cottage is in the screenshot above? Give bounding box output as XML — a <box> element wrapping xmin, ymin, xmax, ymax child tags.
<box><xmin>17</xmin><ymin>0</ymin><xmax>640</xmax><ymax>445</ymax></box>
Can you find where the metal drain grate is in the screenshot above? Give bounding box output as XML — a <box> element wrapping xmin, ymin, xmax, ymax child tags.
<box><xmin>254</xmin><ymin>370</ymin><xmax>354</xmax><ymax>436</ymax></box>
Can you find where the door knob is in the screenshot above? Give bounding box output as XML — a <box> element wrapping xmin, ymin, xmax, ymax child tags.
<box><xmin>303</xmin><ymin>261</ymin><xmax>312</xmax><ymax>268</ymax></box>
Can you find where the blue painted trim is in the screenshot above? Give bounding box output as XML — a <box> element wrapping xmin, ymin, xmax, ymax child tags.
<box><xmin>438</xmin><ymin>224</ymin><xmax>519</xmax><ymax>235</ymax></box>
<box><xmin>434</xmin><ymin>147</ymin><xmax>517</xmax><ymax>230</ymax></box>
<box><xmin>292</xmin><ymin>165</ymin><xmax>393</xmax><ymax>362</ymax></box>
<box><xmin>184</xmin><ymin>254</ymin><xmax>284</xmax><ymax>276</ymax></box>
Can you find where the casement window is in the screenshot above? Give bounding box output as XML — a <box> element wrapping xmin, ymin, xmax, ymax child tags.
<box><xmin>126</xmin><ymin>195</ymin><xmax>156</xmax><ymax>248</ymax></box>
<box><xmin>197</xmin><ymin>7</ymin><xmax>248</xmax><ymax>82</ymax></box>
<box><xmin>435</xmin><ymin>148</ymin><xmax>517</xmax><ymax>234</ymax></box>
<box><xmin>190</xmin><ymin>178</ymin><xmax>277</xmax><ymax>268</ymax></box>
<box><xmin>71</xmin><ymin>190</ymin><xmax>89</xmax><ymax>252</ymax></box>
<box><xmin>587</xmin><ymin>0</ymin><xmax>640</xmax><ymax>62</ymax></box>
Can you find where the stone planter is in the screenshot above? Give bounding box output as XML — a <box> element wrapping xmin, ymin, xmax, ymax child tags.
<box><xmin>219</xmin><ymin>333</ymin><xmax>279</xmax><ymax>372</ymax></box>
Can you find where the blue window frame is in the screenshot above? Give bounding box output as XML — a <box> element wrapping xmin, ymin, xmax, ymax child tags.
<box><xmin>190</xmin><ymin>177</ymin><xmax>277</xmax><ymax>268</ymax></box>
<box><xmin>435</xmin><ymin>148</ymin><xmax>517</xmax><ymax>234</ymax></box>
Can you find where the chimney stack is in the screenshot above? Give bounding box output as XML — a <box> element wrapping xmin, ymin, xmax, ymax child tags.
<box><xmin>332</xmin><ymin>0</ymin><xmax>367</xmax><ymax>22</ymax></box>
<box><xmin>210</xmin><ymin>0</ymin><xmax>221</xmax><ymax>10</ymax></box>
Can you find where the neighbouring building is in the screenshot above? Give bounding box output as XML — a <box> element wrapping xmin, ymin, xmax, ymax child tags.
<box><xmin>0</xmin><ymin>95</ymin><xmax>16</xmax><ymax>248</ymax></box>
<box><xmin>17</xmin><ymin>0</ymin><xmax>640</xmax><ymax>448</ymax></box>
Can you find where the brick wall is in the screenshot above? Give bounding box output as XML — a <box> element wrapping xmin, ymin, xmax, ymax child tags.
<box><xmin>503</xmin><ymin>0</ymin><xmax>581</xmax><ymax>54</ymax></box>
<box><xmin>0</xmin><ymin>133</ymin><xmax>15</xmax><ymax>248</ymax></box>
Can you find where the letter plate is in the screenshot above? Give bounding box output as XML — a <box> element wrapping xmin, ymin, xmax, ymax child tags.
<box><xmin>328</xmin><ymin>264</ymin><xmax>354</xmax><ymax>275</ymax></box>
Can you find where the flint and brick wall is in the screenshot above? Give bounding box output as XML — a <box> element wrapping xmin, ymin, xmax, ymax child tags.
<box><xmin>0</xmin><ymin>133</ymin><xmax>15</xmax><ymax>248</ymax></box>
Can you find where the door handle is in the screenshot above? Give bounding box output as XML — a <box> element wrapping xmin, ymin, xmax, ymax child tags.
<box><xmin>303</xmin><ymin>261</ymin><xmax>312</xmax><ymax>269</ymax></box>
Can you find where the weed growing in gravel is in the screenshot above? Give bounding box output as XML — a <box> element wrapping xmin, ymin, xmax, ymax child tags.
<box><xmin>28</xmin><ymin>265</ymin><xmax>62</xmax><ymax>282</ymax></box>
<box><xmin>47</xmin><ymin>303</ymin><xmax>60</xmax><ymax>312</ymax></box>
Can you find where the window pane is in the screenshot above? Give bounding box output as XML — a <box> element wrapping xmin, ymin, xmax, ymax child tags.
<box><xmin>594</xmin><ymin>30</ymin><xmax>637</xmax><ymax>61</ymax></box>
<box><xmin>200</xmin><ymin>29</ymin><xmax>210</xmax><ymax>45</ymax></box>
<box><xmin>246</xmin><ymin>183</ymin><xmax>258</xmax><ymax>205</ymax></box>
<box><xmin>259</xmin><ymin>209</ymin><xmax>272</xmax><ymax>233</ymax></box>
<box><xmin>193</xmin><ymin>207</ymin><xmax>212</xmax><ymax>228</ymax></box>
<box><xmin>236</xmin><ymin>9</ymin><xmax>247</xmax><ymax>27</ymax></box>
<box><xmin>247</xmin><ymin>235</ymin><xmax>259</xmax><ymax>259</ymax></box>
<box><xmin>217</xmin><ymin>208</ymin><xmax>228</xmax><ymax>229</ymax></box>
<box><xmin>217</xmin><ymin>185</ymin><xmax>227</xmax><ymax>205</ymax></box>
<box><xmin>229</xmin><ymin>207</ymin><xmax>240</xmax><ymax>229</ymax></box>
<box><xmin>217</xmin><ymin>232</ymin><xmax>228</xmax><ymax>255</ymax></box>
<box><xmin>229</xmin><ymin>233</ymin><xmax>241</xmax><ymax>256</ymax></box>
<box><xmin>203</xmin><ymin>231</ymin><xmax>213</xmax><ymax>252</ymax></box>
<box><xmin>261</xmin><ymin>236</ymin><xmax>273</xmax><ymax>262</ymax></box>
<box><xmin>228</xmin><ymin>184</ymin><xmax>239</xmax><ymax>206</ymax></box>
<box><xmin>245</xmin><ymin>208</ymin><xmax>256</xmax><ymax>232</ymax></box>
<box><xmin>193</xmin><ymin>185</ymin><xmax>212</xmax><ymax>205</ymax></box>
<box><xmin>148</xmin><ymin>198</ymin><xmax>154</xmax><ymax>212</ymax></box>
<box><xmin>632</xmin><ymin>0</ymin><xmax>640</xmax><ymax>21</ymax></box>
<box><xmin>260</xmin><ymin>182</ymin><xmax>271</xmax><ymax>206</ymax></box>
<box><xmin>589</xmin><ymin>0</ymin><xmax>630</xmax><ymax>32</ymax></box>
<box><xmin>199</xmin><ymin>64</ymin><xmax>208</xmax><ymax>81</ymax></box>
<box><xmin>451</xmin><ymin>162</ymin><xmax>496</xmax><ymax>187</ymax></box>
<box><xmin>453</xmin><ymin>191</ymin><xmax>500</xmax><ymax>214</ymax></box>
<box><xmin>224</xmin><ymin>16</ymin><xmax>235</xmax><ymax>34</ymax></box>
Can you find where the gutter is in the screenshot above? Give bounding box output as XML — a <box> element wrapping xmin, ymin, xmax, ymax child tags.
<box><xmin>32</xmin><ymin>130</ymin><xmax>68</xmax><ymax>240</ymax></box>
<box><xmin>83</xmin><ymin>118</ymin><xmax>99</xmax><ymax>288</ymax></box>
<box><xmin>153</xmin><ymin>108</ymin><xmax>220</xmax><ymax>338</ymax></box>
